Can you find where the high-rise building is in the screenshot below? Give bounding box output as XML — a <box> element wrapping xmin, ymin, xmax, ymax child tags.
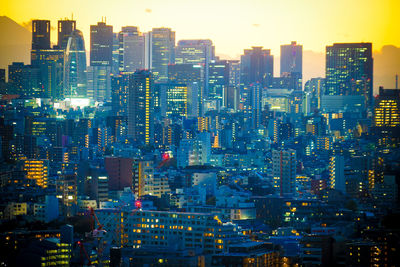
<box><xmin>249</xmin><ymin>82</ymin><xmax>262</xmax><ymax>129</ymax></box>
<box><xmin>86</xmin><ymin>65</ymin><xmax>112</xmax><ymax>101</ymax></box>
<box><xmin>208</xmin><ymin>60</ymin><xmax>229</xmax><ymax>106</ymax></box>
<box><xmin>31</xmin><ymin>49</ymin><xmax>64</xmax><ymax>99</ymax></box>
<box><xmin>280</xmin><ymin>41</ymin><xmax>302</xmax><ymax>90</ymax></box>
<box><xmin>175</xmin><ymin>39</ymin><xmax>214</xmax><ymax>96</ymax></box>
<box><xmin>373</xmin><ymin>87</ymin><xmax>400</xmax><ymax>143</ymax></box>
<box><xmin>32</xmin><ymin>20</ymin><xmax>50</xmax><ymax>50</ymax></box>
<box><xmin>272</xmin><ymin>149</ymin><xmax>296</xmax><ymax>196</ymax></box>
<box><xmin>329</xmin><ymin>155</ymin><xmax>345</xmax><ymax>193</ymax></box>
<box><xmin>159</xmin><ymin>83</ymin><xmax>188</xmax><ymax>118</ymax></box>
<box><xmin>57</xmin><ymin>19</ymin><xmax>76</xmax><ymax>49</ymax></box>
<box><xmin>240</xmin><ymin>47</ymin><xmax>273</xmax><ymax>88</ymax></box>
<box><xmin>90</xmin><ymin>21</ymin><xmax>113</xmax><ymax>66</ymax></box>
<box><xmin>168</xmin><ymin>64</ymin><xmax>203</xmax><ymax>117</ymax></box>
<box><xmin>128</xmin><ymin>70</ymin><xmax>154</xmax><ymax>144</ymax></box>
<box><xmin>304</xmin><ymin>78</ymin><xmax>325</xmax><ymax>114</ymax></box>
<box><xmin>63</xmin><ymin>30</ymin><xmax>87</xmax><ymax>97</ymax></box>
<box><xmin>112</xmin><ymin>32</ymin><xmax>120</xmax><ymax>74</ymax></box>
<box><xmin>149</xmin><ymin>28</ymin><xmax>175</xmax><ymax>82</ymax></box>
<box><xmin>8</xmin><ymin>62</ymin><xmax>42</xmax><ymax>97</ymax></box>
<box><xmin>118</xmin><ymin>26</ymin><xmax>145</xmax><ymax>72</ymax></box>
<box><xmin>8</xmin><ymin>62</ymin><xmax>25</xmax><ymax>94</ymax></box>
<box><xmin>326</xmin><ymin>43</ymin><xmax>373</xmax><ymax>107</ymax></box>
<box><xmin>111</xmin><ymin>73</ymin><xmax>130</xmax><ymax>116</ymax></box>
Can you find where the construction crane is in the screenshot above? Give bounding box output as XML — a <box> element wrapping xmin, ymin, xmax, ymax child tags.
<box><xmin>76</xmin><ymin>240</ymin><xmax>94</xmax><ymax>267</ymax></box>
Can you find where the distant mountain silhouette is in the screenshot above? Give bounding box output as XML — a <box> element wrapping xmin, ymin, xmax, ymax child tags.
<box><xmin>0</xmin><ymin>16</ymin><xmax>31</xmax><ymax>79</ymax></box>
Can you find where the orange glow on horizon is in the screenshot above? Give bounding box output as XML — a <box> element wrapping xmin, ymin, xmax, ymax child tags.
<box><xmin>2</xmin><ymin>0</ymin><xmax>399</xmax><ymax>58</ymax></box>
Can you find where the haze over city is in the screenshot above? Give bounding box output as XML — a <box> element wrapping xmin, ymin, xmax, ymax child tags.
<box><xmin>0</xmin><ymin>0</ymin><xmax>400</xmax><ymax>266</ymax></box>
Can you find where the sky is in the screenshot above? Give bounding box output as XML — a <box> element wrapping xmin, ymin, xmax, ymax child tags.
<box><xmin>2</xmin><ymin>0</ymin><xmax>400</xmax><ymax>58</ymax></box>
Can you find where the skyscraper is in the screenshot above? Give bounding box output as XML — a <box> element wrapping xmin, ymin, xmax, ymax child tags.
<box><xmin>86</xmin><ymin>65</ymin><xmax>112</xmax><ymax>101</ymax></box>
<box><xmin>57</xmin><ymin>19</ymin><xmax>76</xmax><ymax>49</ymax></box>
<box><xmin>32</xmin><ymin>20</ymin><xmax>50</xmax><ymax>50</ymax></box>
<box><xmin>175</xmin><ymin>39</ymin><xmax>214</xmax><ymax>96</ymax></box>
<box><xmin>111</xmin><ymin>73</ymin><xmax>130</xmax><ymax>116</ymax></box>
<box><xmin>159</xmin><ymin>83</ymin><xmax>188</xmax><ymax>119</ymax></box>
<box><xmin>208</xmin><ymin>60</ymin><xmax>229</xmax><ymax>106</ymax></box>
<box><xmin>128</xmin><ymin>70</ymin><xmax>154</xmax><ymax>145</ymax></box>
<box><xmin>149</xmin><ymin>28</ymin><xmax>175</xmax><ymax>82</ymax></box>
<box><xmin>272</xmin><ymin>149</ymin><xmax>296</xmax><ymax>196</ymax></box>
<box><xmin>90</xmin><ymin>21</ymin><xmax>113</xmax><ymax>66</ymax></box>
<box><xmin>280</xmin><ymin>41</ymin><xmax>302</xmax><ymax>90</ymax></box>
<box><xmin>63</xmin><ymin>30</ymin><xmax>87</xmax><ymax>97</ymax></box>
<box><xmin>118</xmin><ymin>26</ymin><xmax>145</xmax><ymax>72</ymax></box>
<box><xmin>240</xmin><ymin>47</ymin><xmax>274</xmax><ymax>88</ymax></box>
<box><xmin>168</xmin><ymin>64</ymin><xmax>203</xmax><ymax>117</ymax></box>
<box><xmin>326</xmin><ymin>43</ymin><xmax>373</xmax><ymax>107</ymax></box>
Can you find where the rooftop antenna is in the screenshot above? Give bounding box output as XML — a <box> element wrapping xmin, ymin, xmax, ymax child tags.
<box><xmin>396</xmin><ymin>74</ymin><xmax>398</xmax><ymax>89</ymax></box>
<box><xmin>71</xmin><ymin>13</ymin><xmax>73</xmax><ymax>20</ymax></box>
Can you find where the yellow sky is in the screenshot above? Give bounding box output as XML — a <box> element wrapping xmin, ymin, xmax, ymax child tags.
<box><xmin>1</xmin><ymin>0</ymin><xmax>400</xmax><ymax>58</ymax></box>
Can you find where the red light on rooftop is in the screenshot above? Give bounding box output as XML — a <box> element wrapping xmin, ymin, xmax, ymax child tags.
<box><xmin>135</xmin><ymin>200</ymin><xmax>142</xmax><ymax>209</ymax></box>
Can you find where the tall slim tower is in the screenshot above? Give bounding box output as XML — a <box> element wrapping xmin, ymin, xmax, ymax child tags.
<box><xmin>128</xmin><ymin>70</ymin><xmax>154</xmax><ymax>145</ymax></box>
<box><xmin>326</xmin><ymin>43</ymin><xmax>373</xmax><ymax>108</ymax></box>
<box><xmin>58</xmin><ymin>20</ymin><xmax>76</xmax><ymax>49</ymax></box>
<box><xmin>149</xmin><ymin>28</ymin><xmax>175</xmax><ymax>83</ymax></box>
<box><xmin>32</xmin><ymin>20</ymin><xmax>50</xmax><ymax>50</ymax></box>
<box><xmin>64</xmin><ymin>30</ymin><xmax>87</xmax><ymax>97</ymax></box>
<box><xmin>280</xmin><ymin>41</ymin><xmax>302</xmax><ymax>90</ymax></box>
<box><xmin>90</xmin><ymin>21</ymin><xmax>113</xmax><ymax>66</ymax></box>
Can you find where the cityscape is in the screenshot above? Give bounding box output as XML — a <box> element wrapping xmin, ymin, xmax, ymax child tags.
<box><xmin>0</xmin><ymin>1</ymin><xmax>400</xmax><ymax>266</ymax></box>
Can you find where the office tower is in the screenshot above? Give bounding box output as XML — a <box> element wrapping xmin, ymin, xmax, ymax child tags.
<box><xmin>168</xmin><ymin>64</ymin><xmax>203</xmax><ymax>117</ymax></box>
<box><xmin>111</xmin><ymin>73</ymin><xmax>130</xmax><ymax>116</ymax></box>
<box><xmin>63</xmin><ymin>30</ymin><xmax>87</xmax><ymax>98</ymax></box>
<box><xmin>304</xmin><ymin>78</ymin><xmax>325</xmax><ymax>114</ymax></box>
<box><xmin>249</xmin><ymin>82</ymin><xmax>262</xmax><ymax>129</ymax></box>
<box><xmin>326</xmin><ymin>43</ymin><xmax>373</xmax><ymax>107</ymax></box>
<box><xmin>31</xmin><ymin>48</ymin><xmax>64</xmax><ymax>99</ymax></box>
<box><xmin>57</xmin><ymin>19</ymin><xmax>76</xmax><ymax>49</ymax></box>
<box><xmin>23</xmin><ymin>159</ymin><xmax>49</xmax><ymax>188</ymax></box>
<box><xmin>149</xmin><ymin>28</ymin><xmax>175</xmax><ymax>82</ymax></box>
<box><xmin>158</xmin><ymin>83</ymin><xmax>188</xmax><ymax>118</ymax></box>
<box><xmin>32</xmin><ymin>20</ymin><xmax>50</xmax><ymax>50</ymax></box>
<box><xmin>329</xmin><ymin>155</ymin><xmax>345</xmax><ymax>193</ymax></box>
<box><xmin>86</xmin><ymin>65</ymin><xmax>112</xmax><ymax>101</ymax></box>
<box><xmin>280</xmin><ymin>41</ymin><xmax>302</xmax><ymax>90</ymax></box>
<box><xmin>8</xmin><ymin>62</ymin><xmax>24</xmax><ymax>94</ymax></box>
<box><xmin>225</xmin><ymin>86</ymin><xmax>239</xmax><ymax>110</ymax></box>
<box><xmin>228</xmin><ymin>60</ymin><xmax>240</xmax><ymax>87</ymax></box>
<box><xmin>112</xmin><ymin>33</ymin><xmax>120</xmax><ymax>74</ymax></box>
<box><xmin>8</xmin><ymin>62</ymin><xmax>41</xmax><ymax>97</ymax></box>
<box><xmin>128</xmin><ymin>70</ymin><xmax>154</xmax><ymax>144</ymax></box>
<box><xmin>272</xmin><ymin>149</ymin><xmax>296</xmax><ymax>196</ymax></box>
<box><xmin>118</xmin><ymin>26</ymin><xmax>145</xmax><ymax>72</ymax></box>
<box><xmin>175</xmin><ymin>39</ymin><xmax>215</xmax><ymax>96</ymax></box>
<box><xmin>240</xmin><ymin>47</ymin><xmax>274</xmax><ymax>88</ymax></box>
<box><xmin>373</xmin><ymin>87</ymin><xmax>400</xmax><ymax>142</ymax></box>
<box><xmin>208</xmin><ymin>60</ymin><xmax>229</xmax><ymax>106</ymax></box>
<box><xmin>90</xmin><ymin>21</ymin><xmax>113</xmax><ymax>66</ymax></box>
